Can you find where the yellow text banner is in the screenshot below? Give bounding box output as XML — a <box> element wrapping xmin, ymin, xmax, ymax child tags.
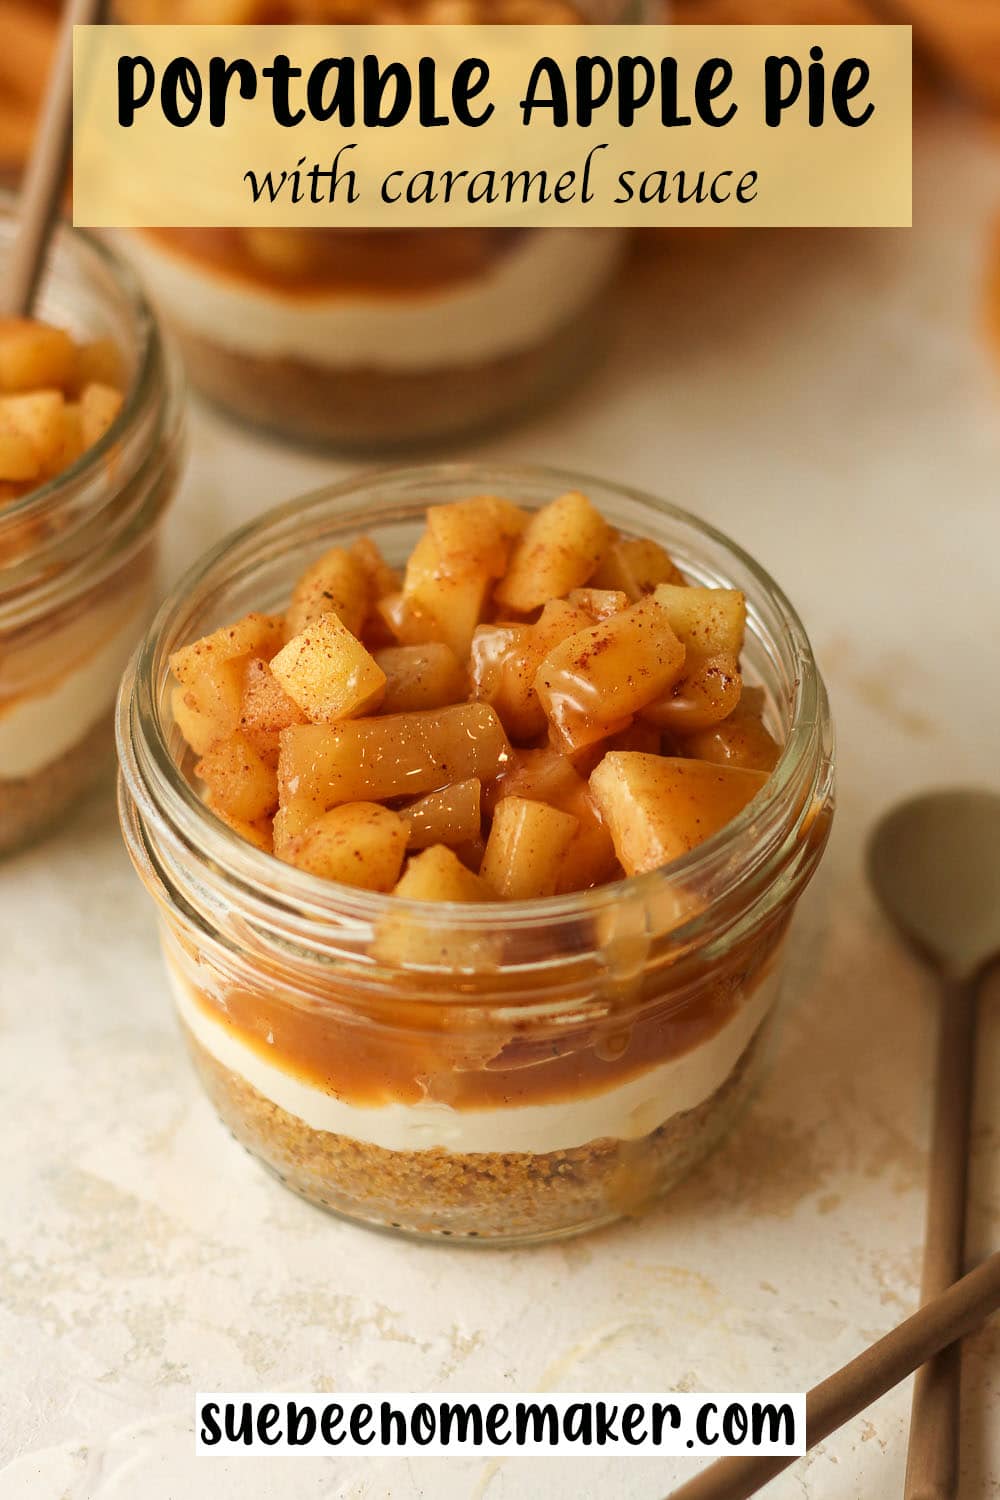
<box><xmin>72</xmin><ymin>25</ymin><xmax>912</xmax><ymax>228</ymax></box>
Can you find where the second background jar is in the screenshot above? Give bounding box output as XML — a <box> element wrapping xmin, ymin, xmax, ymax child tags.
<box><xmin>115</xmin><ymin>0</ymin><xmax>654</xmax><ymax>449</ymax></box>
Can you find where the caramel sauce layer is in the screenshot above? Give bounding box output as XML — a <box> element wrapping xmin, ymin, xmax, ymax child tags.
<box><xmin>179</xmin><ymin>917</ymin><xmax>786</xmax><ymax>1112</ymax></box>
<box><xmin>146</xmin><ymin>227</ymin><xmax>531</xmax><ymax>297</ymax></box>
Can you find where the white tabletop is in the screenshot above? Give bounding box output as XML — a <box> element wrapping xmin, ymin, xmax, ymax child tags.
<box><xmin>2</xmin><ymin>103</ymin><xmax>999</xmax><ymax>1499</ymax></box>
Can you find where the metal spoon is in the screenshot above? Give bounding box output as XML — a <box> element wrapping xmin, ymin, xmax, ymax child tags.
<box><xmin>1</xmin><ymin>0</ymin><xmax>104</xmax><ymax>319</ymax></box>
<box><xmin>868</xmin><ymin>789</ymin><xmax>1000</xmax><ymax>1500</ymax></box>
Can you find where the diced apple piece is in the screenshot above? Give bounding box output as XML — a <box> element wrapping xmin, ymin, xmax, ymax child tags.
<box><xmin>469</xmin><ymin>623</ymin><xmax>528</xmax><ymax>703</ymax></box>
<box><xmin>353</xmin><ymin>536</ymin><xmax>401</xmax><ymax>645</ymax></box>
<box><xmin>535</xmin><ymin>594</ymin><xmax>686</xmax><ymax>753</ymax></box>
<box><xmin>679</xmin><ymin>686</ymin><xmax>781</xmax><ymax>772</ymax></box>
<box><xmin>207</xmin><ymin>800</ymin><xmax>274</xmax><ymax>854</ymax></box>
<box><xmin>79</xmin><ymin>382</ymin><xmax>123</xmax><ymax>449</ymax></box>
<box><xmin>285</xmin><ymin>803</ymin><xmax>407</xmax><ymax>890</ymax></box>
<box><xmin>375</xmin><ymin>589</ymin><xmax>447</xmax><ymax>649</ymax></box>
<box><xmin>48</xmin><ymin>403</ymin><xmax>84</xmax><ymax>475</ymax></box>
<box><xmin>563</xmin><ymin>716</ymin><xmax>664</xmax><ymax>779</ymax></box>
<box><xmin>555</xmin><ymin>780</ymin><xmax>621</xmax><ymax>892</ymax></box>
<box><xmin>174</xmin><ymin>666</ymin><xmax>241</xmax><ymax>730</ymax></box>
<box><xmin>602</xmin><ymin>719</ymin><xmax>664</xmax><ymax>757</ymax></box>
<box><xmin>485</xmin><ymin>496</ymin><xmax>529</xmax><ymax>540</ymax></box>
<box><xmin>270</xmin><ymin>613</ymin><xmax>386</xmax><ymax>723</ymax></box>
<box><xmin>567</xmin><ymin>587</ymin><xmax>630</xmax><ymax>620</ymax></box>
<box><xmin>590</xmin><ymin>753</ymin><xmax>768</xmax><ymax>874</ymax></box>
<box><xmin>171</xmin><ymin>612</ymin><xmax>285</xmax><ymax>687</ymax></box>
<box><xmin>351</xmin><ymin>534</ymin><xmax>401</xmax><ymax>600</ymax></box>
<box><xmin>402</xmin><ymin>529</ymin><xmax>490</xmax><ymax>659</ymax></box>
<box><xmin>485</xmin><ymin>745</ymin><xmax>618</xmax><ymax>892</ymax></box>
<box><xmin>0</xmin><ymin>390</ymin><xmax>64</xmax><ymax>473</ymax></box>
<box><xmin>471</xmin><ymin>600</ymin><xmax>592</xmax><ymax>742</ymax></box>
<box><xmin>642</xmin><ymin>585</ymin><xmax>746</xmax><ymax>734</ymax></box>
<box><xmin>0</xmin><ymin>429</ymin><xmax>40</xmax><ymax>482</ymax></box>
<box><xmin>0</xmin><ymin>319</ymin><xmax>75</xmax><ymax>393</ymax></box>
<box><xmin>272</xmin><ymin>801</ymin><xmax>323</xmax><ymax>858</ymax></box>
<box><xmin>453</xmin><ymin>836</ymin><xmax>487</xmax><ymax>874</ymax></box>
<box><xmin>481</xmin><ymin>796</ymin><xmax>579</xmax><ymax>900</ymax></box>
<box><xmin>277</xmin><ymin>704</ymin><xmax>511</xmax><ymax>831</ymax></box>
<box><xmin>284</xmin><ymin>545</ymin><xmax>371</xmax><ymax>641</ymax></box>
<box><xmin>170</xmin><ymin>612</ymin><xmax>285</xmax><ymax>740</ymax></box>
<box><xmin>195</xmin><ymin>730</ymin><xmax>279</xmax><ymax>823</ymax></box>
<box><xmin>642</xmin><ymin>658</ymin><xmax>743</xmax><ymax>736</ymax></box>
<box><xmin>171</xmin><ymin>682</ymin><xmax>219</xmax><ymax>757</ymax></box>
<box><xmin>395</xmin><ymin>843</ymin><xmax>496</xmax><ymax>903</ymax></box>
<box><xmin>238</xmin><ymin>657</ymin><xmax>308</xmax><ymax>766</ymax></box>
<box><xmin>402</xmin><ymin>778</ymin><xmax>482</xmax><ymax>850</ymax></box>
<box><xmin>426</xmin><ymin>496</ymin><xmax>525</xmax><ymax>580</ymax></box>
<box><xmin>651</xmin><ymin>584</ymin><xmax>746</xmax><ymax>657</ymax></box>
<box><xmin>374</xmin><ymin>642</ymin><xmax>467</xmax><ymax>714</ymax></box>
<box><xmin>73</xmin><ymin>337</ymin><xmax>125</xmax><ymax>393</ymax></box>
<box><xmin>493</xmin><ymin>490</ymin><xmax>611</xmax><ymax>613</ymax></box>
<box><xmin>591</xmin><ymin>535</ymin><xmax>685</xmax><ymax>599</ymax></box>
<box><xmin>372</xmin><ymin>845</ymin><xmax>499</xmax><ymax>969</ymax></box>
<box><xmin>486</xmin><ymin>743</ymin><xmax>583</xmax><ymax>811</ymax></box>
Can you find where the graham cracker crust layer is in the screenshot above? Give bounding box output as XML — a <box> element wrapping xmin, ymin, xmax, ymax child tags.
<box><xmin>183</xmin><ymin>1015</ymin><xmax>771</xmax><ymax>1243</ymax></box>
<box><xmin>167</xmin><ymin>310</ymin><xmax>605</xmax><ymax>451</ymax></box>
<box><xmin>0</xmin><ymin>709</ymin><xmax>114</xmax><ymax>857</ymax></box>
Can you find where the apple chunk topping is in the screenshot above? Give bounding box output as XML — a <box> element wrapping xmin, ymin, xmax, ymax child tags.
<box><xmin>534</xmin><ymin>594</ymin><xmax>686</xmax><ymax>753</ymax></box>
<box><xmin>590</xmin><ymin>753</ymin><xmax>768</xmax><ymax>875</ymax></box>
<box><xmin>169</xmin><ymin>491</ymin><xmax>782</xmax><ymax>901</ymax></box>
<box><xmin>0</xmin><ymin>319</ymin><xmax>126</xmax><ymax>504</ymax></box>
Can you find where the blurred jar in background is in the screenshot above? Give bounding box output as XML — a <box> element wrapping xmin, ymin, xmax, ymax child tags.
<box><xmin>0</xmin><ymin>205</ymin><xmax>185</xmax><ymax>855</ymax></box>
<box><xmin>114</xmin><ymin>0</ymin><xmax>650</xmax><ymax>450</ymax></box>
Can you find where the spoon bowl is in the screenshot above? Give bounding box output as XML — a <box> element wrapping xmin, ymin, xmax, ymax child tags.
<box><xmin>868</xmin><ymin>788</ymin><xmax>1000</xmax><ymax>983</ymax></box>
<box><xmin>868</xmin><ymin>786</ymin><xmax>1000</xmax><ymax>1500</ymax></box>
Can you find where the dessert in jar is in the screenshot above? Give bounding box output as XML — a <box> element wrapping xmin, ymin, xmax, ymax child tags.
<box><xmin>118</xmin><ymin>465</ymin><xmax>834</xmax><ymax>1243</ymax></box>
<box><xmin>115</xmin><ymin>0</ymin><xmax>644</xmax><ymax>449</ymax></box>
<box><xmin>0</xmin><ymin>201</ymin><xmax>184</xmax><ymax>855</ymax></box>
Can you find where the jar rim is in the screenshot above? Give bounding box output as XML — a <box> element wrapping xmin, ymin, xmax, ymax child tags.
<box><xmin>0</xmin><ymin>193</ymin><xmax>162</xmax><ymax>534</ymax></box>
<box><xmin>119</xmin><ymin>460</ymin><xmax>833</xmax><ymax>939</ymax></box>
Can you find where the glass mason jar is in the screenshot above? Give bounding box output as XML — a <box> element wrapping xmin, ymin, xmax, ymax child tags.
<box><xmin>0</xmin><ymin>202</ymin><xmax>185</xmax><ymax>856</ymax></box>
<box><xmin>117</xmin><ymin>464</ymin><xmax>834</xmax><ymax>1244</ymax></box>
<box><xmin>116</xmin><ymin>0</ymin><xmax>652</xmax><ymax>450</ymax></box>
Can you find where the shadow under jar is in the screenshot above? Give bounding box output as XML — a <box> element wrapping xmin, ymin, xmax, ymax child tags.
<box><xmin>116</xmin><ymin>0</ymin><xmax>653</xmax><ymax>451</ymax></box>
<box><xmin>117</xmin><ymin>464</ymin><xmax>834</xmax><ymax>1244</ymax></box>
<box><xmin>0</xmin><ymin>206</ymin><xmax>184</xmax><ymax>856</ymax></box>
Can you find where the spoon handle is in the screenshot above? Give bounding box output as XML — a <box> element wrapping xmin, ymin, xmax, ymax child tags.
<box><xmin>664</xmin><ymin>1253</ymin><xmax>1000</xmax><ymax>1500</ymax></box>
<box><xmin>1</xmin><ymin>0</ymin><xmax>104</xmax><ymax>319</ymax></box>
<box><xmin>904</xmin><ymin>975</ymin><xmax>980</xmax><ymax>1500</ymax></box>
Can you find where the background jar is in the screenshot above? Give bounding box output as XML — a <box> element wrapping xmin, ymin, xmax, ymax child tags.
<box><xmin>0</xmin><ymin>203</ymin><xmax>185</xmax><ymax>856</ymax></box>
<box><xmin>118</xmin><ymin>463</ymin><xmax>834</xmax><ymax>1244</ymax></box>
<box><xmin>115</xmin><ymin>0</ymin><xmax>655</xmax><ymax>451</ymax></box>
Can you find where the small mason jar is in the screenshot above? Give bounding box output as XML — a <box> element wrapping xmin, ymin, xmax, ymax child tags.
<box><xmin>117</xmin><ymin>0</ymin><xmax>652</xmax><ymax>450</ymax></box>
<box><xmin>117</xmin><ymin>463</ymin><xmax>834</xmax><ymax>1244</ymax></box>
<box><xmin>0</xmin><ymin>203</ymin><xmax>185</xmax><ymax>856</ymax></box>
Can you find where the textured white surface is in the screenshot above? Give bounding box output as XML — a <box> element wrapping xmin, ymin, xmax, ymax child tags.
<box><xmin>2</xmin><ymin>106</ymin><xmax>999</xmax><ymax>1499</ymax></box>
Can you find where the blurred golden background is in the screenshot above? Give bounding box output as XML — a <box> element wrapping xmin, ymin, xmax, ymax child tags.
<box><xmin>3</xmin><ymin>0</ymin><xmax>1000</xmax><ymax>186</ymax></box>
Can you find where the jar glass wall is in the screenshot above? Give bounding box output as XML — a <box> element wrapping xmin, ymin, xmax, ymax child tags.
<box><xmin>0</xmin><ymin>202</ymin><xmax>185</xmax><ymax>855</ymax></box>
<box><xmin>117</xmin><ymin>464</ymin><xmax>834</xmax><ymax>1243</ymax></box>
<box><xmin>116</xmin><ymin>0</ymin><xmax>654</xmax><ymax>450</ymax></box>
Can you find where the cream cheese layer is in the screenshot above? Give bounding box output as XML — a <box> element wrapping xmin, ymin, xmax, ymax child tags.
<box><xmin>127</xmin><ymin>229</ymin><xmax>625</xmax><ymax>373</ymax></box>
<box><xmin>170</xmin><ymin>962</ymin><xmax>779</xmax><ymax>1156</ymax></box>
